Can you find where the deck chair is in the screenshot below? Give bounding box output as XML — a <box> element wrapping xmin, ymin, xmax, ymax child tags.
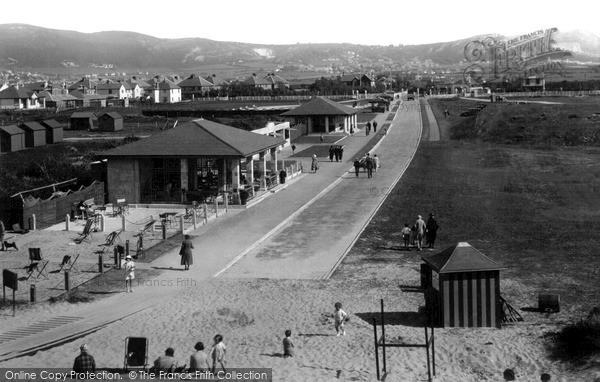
<box><xmin>25</xmin><ymin>260</ymin><xmax>49</xmax><ymax>280</ymax></box>
<box><xmin>124</xmin><ymin>337</ymin><xmax>149</xmax><ymax>371</ymax></box>
<box><xmin>75</xmin><ymin>219</ymin><xmax>94</xmax><ymax>244</ymax></box>
<box><xmin>58</xmin><ymin>254</ymin><xmax>80</xmax><ymax>272</ymax></box>
<box><xmin>137</xmin><ymin>219</ymin><xmax>157</xmax><ymax>237</ymax></box>
<box><xmin>29</xmin><ymin>248</ymin><xmax>42</xmax><ymax>264</ymax></box>
<box><xmin>98</xmin><ymin>229</ymin><xmax>123</xmax><ymax>253</ymax></box>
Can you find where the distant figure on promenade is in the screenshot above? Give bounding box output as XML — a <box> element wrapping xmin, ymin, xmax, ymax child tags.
<box><xmin>320</xmin><ymin>134</ymin><xmax>324</xmax><ymax>143</ymax></box>
<box><xmin>210</xmin><ymin>334</ymin><xmax>227</xmax><ymax>372</ymax></box>
<box><xmin>366</xmin><ymin>121</ymin><xmax>371</xmax><ymax>136</ymax></box>
<box><xmin>124</xmin><ymin>255</ymin><xmax>135</xmax><ymax>293</ymax></box>
<box><xmin>401</xmin><ymin>224</ymin><xmax>412</xmax><ymax>250</ymax></box>
<box><xmin>73</xmin><ymin>344</ymin><xmax>96</xmax><ymax>374</ymax></box>
<box><xmin>0</xmin><ymin>220</ymin><xmax>5</xmax><ymax>251</ymax></box>
<box><xmin>179</xmin><ymin>234</ymin><xmax>194</xmax><ymax>271</ymax></box>
<box><xmin>153</xmin><ymin>347</ymin><xmax>177</xmax><ymax>373</ymax></box>
<box><xmin>414</xmin><ymin>215</ymin><xmax>426</xmax><ymax>251</ymax></box>
<box><xmin>189</xmin><ymin>342</ymin><xmax>210</xmax><ymax>372</ymax></box>
<box><xmin>334</xmin><ymin>302</ymin><xmax>348</xmax><ymax>336</ymax></box>
<box><xmin>425</xmin><ymin>213</ymin><xmax>439</xmax><ymax>249</ymax></box>
<box><xmin>291</xmin><ymin>144</ymin><xmax>296</xmax><ymax>154</ymax></box>
<box><xmin>373</xmin><ymin>154</ymin><xmax>380</xmax><ymax>172</ymax></box>
<box><xmin>350</xmin><ymin>124</ymin><xmax>354</xmax><ymax>135</ymax></box>
<box><xmin>329</xmin><ymin>146</ymin><xmax>335</xmax><ymax>161</ymax></box>
<box><xmin>283</xmin><ymin>329</ymin><xmax>294</xmax><ymax>358</ymax></box>
<box><xmin>365</xmin><ymin>153</ymin><xmax>374</xmax><ymax>179</ymax></box>
<box><xmin>353</xmin><ymin>158</ymin><xmax>361</xmax><ymax>177</ymax></box>
<box><xmin>338</xmin><ymin>146</ymin><xmax>344</xmax><ymax>160</ymax></box>
<box><xmin>334</xmin><ymin>146</ymin><xmax>340</xmax><ymax>162</ymax></box>
<box><xmin>373</xmin><ymin>120</ymin><xmax>378</xmax><ymax>133</ymax></box>
<box><xmin>311</xmin><ymin>154</ymin><xmax>319</xmax><ymax>173</ymax></box>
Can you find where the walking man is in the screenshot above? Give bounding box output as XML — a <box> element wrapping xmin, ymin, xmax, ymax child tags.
<box><xmin>366</xmin><ymin>121</ymin><xmax>371</xmax><ymax>136</ymax></box>
<box><xmin>353</xmin><ymin>158</ymin><xmax>361</xmax><ymax>177</ymax></box>
<box><xmin>426</xmin><ymin>213</ymin><xmax>440</xmax><ymax>249</ymax></box>
<box><xmin>373</xmin><ymin>120</ymin><xmax>378</xmax><ymax>133</ymax></box>
<box><xmin>365</xmin><ymin>153</ymin><xmax>374</xmax><ymax>179</ymax></box>
<box><xmin>414</xmin><ymin>215</ymin><xmax>426</xmax><ymax>251</ymax></box>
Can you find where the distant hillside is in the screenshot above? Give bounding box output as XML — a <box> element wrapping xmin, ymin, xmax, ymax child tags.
<box><xmin>0</xmin><ymin>24</ymin><xmax>598</xmax><ymax>72</ymax></box>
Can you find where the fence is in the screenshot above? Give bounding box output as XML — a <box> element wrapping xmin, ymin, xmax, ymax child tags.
<box><xmin>429</xmin><ymin>90</ymin><xmax>600</xmax><ymax>99</ymax></box>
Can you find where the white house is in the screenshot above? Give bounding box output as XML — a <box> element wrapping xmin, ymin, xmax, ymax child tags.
<box><xmin>151</xmin><ymin>79</ymin><xmax>182</xmax><ymax>103</ymax></box>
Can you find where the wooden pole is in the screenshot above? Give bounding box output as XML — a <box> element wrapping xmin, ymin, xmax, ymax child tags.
<box><xmin>64</xmin><ymin>271</ymin><xmax>70</xmax><ymax>291</ymax></box>
<box><xmin>425</xmin><ymin>326</ymin><xmax>431</xmax><ymax>382</ymax></box>
<box><xmin>98</xmin><ymin>254</ymin><xmax>103</xmax><ymax>273</ymax></box>
<box><xmin>373</xmin><ymin>317</ymin><xmax>380</xmax><ymax>381</ymax></box>
<box><xmin>203</xmin><ymin>203</ymin><xmax>208</xmax><ymax>224</ymax></box>
<box><xmin>30</xmin><ymin>285</ymin><xmax>36</xmax><ymax>303</ymax></box>
<box><xmin>381</xmin><ymin>299</ymin><xmax>387</xmax><ymax>373</ymax></box>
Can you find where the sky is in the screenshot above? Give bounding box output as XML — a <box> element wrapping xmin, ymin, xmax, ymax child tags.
<box><xmin>1</xmin><ymin>0</ymin><xmax>597</xmax><ymax>46</ymax></box>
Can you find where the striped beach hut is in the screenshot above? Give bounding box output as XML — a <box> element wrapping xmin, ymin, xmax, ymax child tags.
<box><xmin>421</xmin><ymin>242</ymin><xmax>506</xmax><ymax>328</ymax></box>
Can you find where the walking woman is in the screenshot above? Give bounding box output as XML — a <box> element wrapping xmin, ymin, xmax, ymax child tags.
<box><xmin>311</xmin><ymin>154</ymin><xmax>319</xmax><ymax>173</ymax></box>
<box><xmin>179</xmin><ymin>234</ymin><xmax>194</xmax><ymax>270</ymax></box>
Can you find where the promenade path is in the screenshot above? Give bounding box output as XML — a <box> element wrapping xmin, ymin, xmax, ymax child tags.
<box><xmin>0</xmin><ymin>98</ymin><xmax>423</xmax><ymax>362</ymax></box>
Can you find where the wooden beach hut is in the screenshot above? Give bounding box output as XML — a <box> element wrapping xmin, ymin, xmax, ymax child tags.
<box><xmin>70</xmin><ymin>112</ymin><xmax>98</xmax><ymax>130</ymax></box>
<box><xmin>0</xmin><ymin>125</ymin><xmax>26</xmax><ymax>152</ymax></box>
<box><xmin>421</xmin><ymin>242</ymin><xmax>506</xmax><ymax>328</ymax></box>
<box><xmin>20</xmin><ymin>121</ymin><xmax>47</xmax><ymax>147</ymax></box>
<box><xmin>98</xmin><ymin>112</ymin><xmax>124</xmax><ymax>132</ymax></box>
<box><xmin>40</xmin><ymin>119</ymin><xmax>64</xmax><ymax>144</ymax></box>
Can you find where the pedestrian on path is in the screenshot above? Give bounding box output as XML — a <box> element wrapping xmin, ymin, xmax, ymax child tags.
<box><xmin>334</xmin><ymin>302</ymin><xmax>348</xmax><ymax>336</ymax></box>
<box><xmin>373</xmin><ymin>154</ymin><xmax>380</xmax><ymax>172</ymax></box>
<box><xmin>353</xmin><ymin>158</ymin><xmax>361</xmax><ymax>177</ymax></box>
<box><xmin>329</xmin><ymin>146</ymin><xmax>335</xmax><ymax>162</ymax></box>
<box><xmin>373</xmin><ymin>121</ymin><xmax>378</xmax><ymax>133</ymax></box>
<box><xmin>401</xmin><ymin>224</ymin><xmax>412</xmax><ymax>250</ymax></box>
<box><xmin>320</xmin><ymin>134</ymin><xmax>324</xmax><ymax>143</ymax></box>
<box><xmin>124</xmin><ymin>255</ymin><xmax>135</xmax><ymax>293</ymax></box>
<box><xmin>350</xmin><ymin>124</ymin><xmax>354</xmax><ymax>135</ymax></box>
<box><xmin>366</xmin><ymin>121</ymin><xmax>371</xmax><ymax>136</ymax></box>
<box><xmin>425</xmin><ymin>213</ymin><xmax>439</xmax><ymax>249</ymax></box>
<box><xmin>414</xmin><ymin>215</ymin><xmax>426</xmax><ymax>251</ymax></box>
<box><xmin>311</xmin><ymin>154</ymin><xmax>319</xmax><ymax>173</ymax></box>
<box><xmin>365</xmin><ymin>153</ymin><xmax>374</xmax><ymax>179</ymax></box>
<box><xmin>339</xmin><ymin>146</ymin><xmax>344</xmax><ymax>160</ymax></box>
<box><xmin>210</xmin><ymin>334</ymin><xmax>227</xmax><ymax>372</ymax></box>
<box><xmin>291</xmin><ymin>144</ymin><xmax>296</xmax><ymax>154</ymax></box>
<box><xmin>179</xmin><ymin>234</ymin><xmax>194</xmax><ymax>270</ymax></box>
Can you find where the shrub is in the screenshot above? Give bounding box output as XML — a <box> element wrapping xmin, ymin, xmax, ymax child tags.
<box><xmin>548</xmin><ymin>307</ymin><xmax>600</xmax><ymax>364</ymax></box>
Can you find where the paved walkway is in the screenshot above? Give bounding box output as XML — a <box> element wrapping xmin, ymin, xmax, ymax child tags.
<box><xmin>0</xmin><ymin>99</ymin><xmax>423</xmax><ymax>362</ymax></box>
<box><xmin>423</xmin><ymin>98</ymin><xmax>440</xmax><ymax>141</ymax></box>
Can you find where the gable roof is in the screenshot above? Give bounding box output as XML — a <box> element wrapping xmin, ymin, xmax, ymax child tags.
<box><xmin>0</xmin><ymin>86</ymin><xmax>31</xmax><ymax>99</ymax></box>
<box><xmin>156</xmin><ymin>79</ymin><xmax>181</xmax><ymax>90</ymax></box>
<box><xmin>99</xmin><ymin>119</ymin><xmax>284</xmax><ymax>158</ymax></box>
<box><xmin>421</xmin><ymin>242</ymin><xmax>506</xmax><ymax>274</ymax></box>
<box><xmin>0</xmin><ymin>125</ymin><xmax>25</xmax><ymax>135</ymax></box>
<box><xmin>96</xmin><ymin>82</ymin><xmax>125</xmax><ymax>91</ymax></box>
<box><xmin>68</xmin><ymin>77</ymin><xmax>97</xmax><ymax>91</ymax></box>
<box><xmin>99</xmin><ymin>112</ymin><xmax>123</xmax><ymax>119</ymax></box>
<box><xmin>243</xmin><ymin>74</ymin><xmax>271</xmax><ymax>86</ymax></box>
<box><xmin>41</xmin><ymin>119</ymin><xmax>63</xmax><ymax>129</ymax></box>
<box><xmin>281</xmin><ymin>96</ymin><xmax>357</xmax><ymax>116</ymax></box>
<box><xmin>20</xmin><ymin>121</ymin><xmax>46</xmax><ymax>132</ymax></box>
<box><xmin>205</xmin><ymin>74</ymin><xmax>229</xmax><ymax>86</ymax></box>
<box><xmin>340</xmin><ymin>74</ymin><xmax>360</xmax><ymax>82</ymax></box>
<box><xmin>71</xmin><ymin>112</ymin><xmax>98</xmax><ymax>119</ymax></box>
<box><xmin>178</xmin><ymin>74</ymin><xmax>214</xmax><ymax>87</ymax></box>
<box><xmin>264</xmin><ymin>74</ymin><xmax>289</xmax><ymax>85</ymax></box>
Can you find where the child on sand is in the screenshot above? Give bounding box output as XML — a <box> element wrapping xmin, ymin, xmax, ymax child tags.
<box><xmin>334</xmin><ymin>302</ymin><xmax>347</xmax><ymax>336</ymax></box>
<box><xmin>283</xmin><ymin>329</ymin><xmax>294</xmax><ymax>358</ymax></box>
<box><xmin>210</xmin><ymin>334</ymin><xmax>226</xmax><ymax>372</ymax></box>
<box><xmin>124</xmin><ymin>255</ymin><xmax>135</xmax><ymax>293</ymax></box>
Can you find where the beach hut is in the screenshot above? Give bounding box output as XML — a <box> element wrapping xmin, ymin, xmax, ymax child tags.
<box><xmin>40</xmin><ymin>119</ymin><xmax>64</xmax><ymax>144</ymax></box>
<box><xmin>70</xmin><ymin>112</ymin><xmax>98</xmax><ymax>130</ymax></box>
<box><xmin>0</xmin><ymin>125</ymin><xmax>26</xmax><ymax>152</ymax></box>
<box><xmin>20</xmin><ymin>121</ymin><xmax>47</xmax><ymax>147</ymax></box>
<box><xmin>98</xmin><ymin>112</ymin><xmax>124</xmax><ymax>132</ymax></box>
<box><xmin>421</xmin><ymin>242</ymin><xmax>506</xmax><ymax>328</ymax></box>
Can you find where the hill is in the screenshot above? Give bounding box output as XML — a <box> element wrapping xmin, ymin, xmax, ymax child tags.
<box><xmin>0</xmin><ymin>24</ymin><xmax>599</xmax><ymax>73</ymax></box>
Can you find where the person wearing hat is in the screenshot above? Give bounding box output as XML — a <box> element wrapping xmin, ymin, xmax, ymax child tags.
<box><xmin>311</xmin><ymin>154</ymin><xmax>319</xmax><ymax>173</ymax></box>
<box><xmin>73</xmin><ymin>343</ymin><xmax>96</xmax><ymax>373</ymax></box>
<box><xmin>153</xmin><ymin>347</ymin><xmax>177</xmax><ymax>373</ymax></box>
<box><xmin>124</xmin><ymin>255</ymin><xmax>135</xmax><ymax>293</ymax></box>
<box><xmin>426</xmin><ymin>213</ymin><xmax>440</xmax><ymax>249</ymax></box>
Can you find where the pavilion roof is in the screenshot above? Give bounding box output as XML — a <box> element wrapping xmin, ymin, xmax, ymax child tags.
<box><xmin>281</xmin><ymin>96</ymin><xmax>357</xmax><ymax>116</ymax></box>
<box><xmin>421</xmin><ymin>242</ymin><xmax>506</xmax><ymax>274</ymax></box>
<box><xmin>99</xmin><ymin>118</ymin><xmax>284</xmax><ymax>158</ymax></box>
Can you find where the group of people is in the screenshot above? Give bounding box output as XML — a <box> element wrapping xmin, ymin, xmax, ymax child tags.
<box><xmin>328</xmin><ymin>145</ymin><xmax>344</xmax><ymax>162</ymax></box>
<box><xmin>400</xmin><ymin>213</ymin><xmax>440</xmax><ymax>251</ymax></box>
<box><xmin>365</xmin><ymin>120</ymin><xmax>378</xmax><ymax>136</ymax></box>
<box><xmin>353</xmin><ymin>153</ymin><xmax>380</xmax><ymax>178</ymax></box>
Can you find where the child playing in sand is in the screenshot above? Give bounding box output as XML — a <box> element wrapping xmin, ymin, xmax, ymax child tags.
<box><xmin>401</xmin><ymin>223</ymin><xmax>412</xmax><ymax>250</ymax></box>
<box><xmin>124</xmin><ymin>255</ymin><xmax>135</xmax><ymax>293</ymax></box>
<box><xmin>334</xmin><ymin>302</ymin><xmax>347</xmax><ymax>336</ymax></box>
<box><xmin>210</xmin><ymin>334</ymin><xmax>226</xmax><ymax>372</ymax></box>
<box><xmin>283</xmin><ymin>329</ymin><xmax>294</xmax><ymax>358</ymax></box>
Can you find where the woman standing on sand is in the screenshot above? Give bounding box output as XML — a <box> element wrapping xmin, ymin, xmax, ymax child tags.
<box><xmin>179</xmin><ymin>235</ymin><xmax>194</xmax><ymax>271</ymax></box>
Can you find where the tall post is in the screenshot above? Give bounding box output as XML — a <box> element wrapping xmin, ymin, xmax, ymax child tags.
<box><xmin>381</xmin><ymin>299</ymin><xmax>387</xmax><ymax>374</ymax></box>
<box><xmin>125</xmin><ymin>240</ymin><xmax>130</xmax><ymax>259</ymax></box>
<box><xmin>203</xmin><ymin>203</ymin><xmax>208</xmax><ymax>224</ymax></box>
<box><xmin>98</xmin><ymin>254</ymin><xmax>104</xmax><ymax>274</ymax></box>
<box><xmin>31</xmin><ymin>214</ymin><xmax>37</xmax><ymax>231</ymax></box>
<box><xmin>192</xmin><ymin>212</ymin><xmax>197</xmax><ymax>229</ymax></box>
<box><xmin>179</xmin><ymin>215</ymin><xmax>184</xmax><ymax>234</ymax></box>
<box><xmin>425</xmin><ymin>326</ymin><xmax>431</xmax><ymax>382</ymax></box>
<box><xmin>214</xmin><ymin>198</ymin><xmax>219</xmax><ymax>218</ymax></box>
<box><xmin>64</xmin><ymin>271</ymin><xmax>70</xmax><ymax>291</ymax></box>
<box><xmin>65</xmin><ymin>214</ymin><xmax>70</xmax><ymax>231</ymax></box>
<box><xmin>373</xmin><ymin>317</ymin><xmax>380</xmax><ymax>381</ymax></box>
<box><xmin>30</xmin><ymin>285</ymin><xmax>36</xmax><ymax>303</ymax></box>
<box><xmin>113</xmin><ymin>247</ymin><xmax>118</xmax><ymax>266</ymax></box>
<box><xmin>99</xmin><ymin>214</ymin><xmax>105</xmax><ymax>232</ymax></box>
<box><xmin>121</xmin><ymin>215</ymin><xmax>126</xmax><ymax>231</ymax></box>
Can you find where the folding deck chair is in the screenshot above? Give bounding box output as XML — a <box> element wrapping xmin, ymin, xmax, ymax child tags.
<box><xmin>27</xmin><ymin>247</ymin><xmax>49</xmax><ymax>279</ymax></box>
<box><xmin>58</xmin><ymin>254</ymin><xmax>80</xmax><ymax>272</ymax></box>
<box><xmin>124</xmin><ymin>337</ymin><xmax>149</xmax><ymax>371</ymax></box>
<box><xmin>75</xmin><ymin>219</ymin><xmax>94</xmax><ymax>244</ymax></box>
<box><xmin>98</xmin><ymin>229</ymin><xmax>123</xmax><ymax>253</ymax></box>
<box><xmin>137</xmin><ymin>219</ymin><xmax>157</xmax><ymax>237</ymax></box>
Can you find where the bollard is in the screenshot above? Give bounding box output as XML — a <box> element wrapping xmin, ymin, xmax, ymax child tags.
<box><xmin>162</xmin><ymin>221</ymin><xmax>167</xmax><ymax>241</ymax></box>
<box><xmin>98</xmin><ymin>254</ymin><xmax>104</xmax><ymax>273</ymax></box>
<box><xmin>30</xmin><ymin>285</ymin><xmax>36</xmax><ymax>303</ymax></box>
<box><xmin>214</xmin><ymin>198</ymin><xmax>219</xmax><ymax>218</ymax></box>
<box><xmin>99</xmin><ymin>214</ymin><xmax>105</xmax><ymax>232</ymax></box>
<box><xmin>65</xmin><ymin>214</ymin><xmax>70</xmax><ymax>231</ymax></box>
<box><xmin>64</xmin><ymin>271</ymin><xmax>70</xmax><ymax>291</ymax></box>
<box><xmin>31</xmin><ymin>214</ymin><xmax>37</xmax><ymax>231</ymax></box>
<box><xmin>192</xmin><ymin>212</ymin><xmax>197</xmax><ymax>229</ymax></box>
<box><xmin>117</xmin><ymin>252</ymin><xmax>122</xmax><ymax>269</ymax></box>
<box><xmin>224</xmin><ymin>192</ymin><xmax>228</xmax><ymax>211</ymax></box>
<box><xmin>121</xmin><ymin>215</ymin><xmax>126</xmax><ymax>231</ymax></box>
<box><xmin>203</xmin><ymin>204</ymin><xmax>208</xmax><ymax>224</ymax></box>
<box><xmin>114</xmin><ymin>247</ymin><xmax>119</xmax><ymax>266</ymax></box>
<box><xmin>125</xmin><ymin>240</ymin><xmax>130</xmax><ymax>259</ymax></box>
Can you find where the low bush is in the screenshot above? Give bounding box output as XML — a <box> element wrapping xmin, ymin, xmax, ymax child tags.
<box><xmin>548</xmin><ymin>307</ymin><xmax>600</xmax><ymax>364</ymax></box>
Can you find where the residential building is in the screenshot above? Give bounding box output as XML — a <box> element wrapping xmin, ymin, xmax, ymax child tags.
<box><xmin>178</xmin><ymin>74</ymin><xmax>215</xmax><ymax>100</ymax></box>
